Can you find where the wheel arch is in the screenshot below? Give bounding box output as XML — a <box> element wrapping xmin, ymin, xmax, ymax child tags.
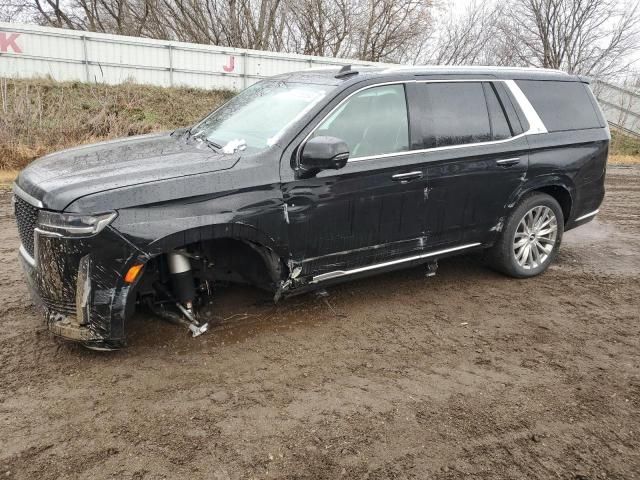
<box><xmin>512</xmin><ymin>176</ymin><xmax>575</xmax><ymax>225</ymax></box>
<box><xmin>140</xmin><ymin>223</ymin><xmax>289</xmax><ymax>294</ymax></box>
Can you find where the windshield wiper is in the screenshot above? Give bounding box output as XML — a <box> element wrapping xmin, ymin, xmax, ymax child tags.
<box><xmin>190</xmin><ymin>132</ymin><xmax>222</xmax><ymax>152</ymax></box>
<box><xmin>203</xmin><ymin>138</ymin><xmax>223</xmax><ymax>150</ymax></box>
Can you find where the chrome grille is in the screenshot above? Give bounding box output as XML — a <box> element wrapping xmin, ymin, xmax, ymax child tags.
<box><xmin>14</xmin><ymin>195</ymin><xmax>39</xmax><ymax>257</ymax></box>
<box><xmin>42</xmin><ymin>297</ymin><xmax>77</xmax><ymax>317</ymax></box>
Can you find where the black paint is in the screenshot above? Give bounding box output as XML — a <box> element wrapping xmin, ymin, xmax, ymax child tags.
<box><xmin>13</xmin><ymin>67</ymin><xmax>609</xmax><ymax>347</ymax></box>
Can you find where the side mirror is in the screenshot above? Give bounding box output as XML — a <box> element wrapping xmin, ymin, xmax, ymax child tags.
<box><xmin>300</xmin><ymin>136</ymin><xmax>349</xmax><ymax>174</ymax></box>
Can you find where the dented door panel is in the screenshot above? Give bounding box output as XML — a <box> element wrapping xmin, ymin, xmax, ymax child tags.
<box><xmin>283</xmin><ymin>154</ymin><xmax>428</xmax><ymax>276</ymax></box>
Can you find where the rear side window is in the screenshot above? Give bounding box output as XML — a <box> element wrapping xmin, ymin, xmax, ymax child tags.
<box><xmin>409</xmin><ymin>82</ymin><xmax>497</xmax><ymax>149</ymax></box>
<box><xmin>313</xmin><ymin>84</ymin><xmax>409</xmax><ymax>158</ymax></box>
<box><xmin>516</xmin><ymin>80</ymin><xmax>603</xmax><ymax>132</ymax></box>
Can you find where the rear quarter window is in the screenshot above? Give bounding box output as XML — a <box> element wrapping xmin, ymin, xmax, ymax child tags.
<box><xmin>516</xmin><ymin>80</ymin><xmax>603</xmax><ymax>132</ymax></box>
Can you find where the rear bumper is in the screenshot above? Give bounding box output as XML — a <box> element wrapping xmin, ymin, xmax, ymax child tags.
<box><xmin>566</xmin><ymin>168</ymin><xmax>606</xmax><ymax>231</ymax></box>
<box><xmin>18</xmin><ymin>227</ymin><xmax>143</xmax><ymax>349</ymax></box>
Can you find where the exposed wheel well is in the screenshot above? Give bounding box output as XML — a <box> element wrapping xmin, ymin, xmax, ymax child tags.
<box><xmin>198</xmin><ymin>238</ymin><xmax>285</xmax><ymax>292</ymax></box>
<box><xmin>533</xmin><ymin>186</ymin><xmax>572</xmax><ymax>224</ymax></box>
<box><xmin>135</xmin><ymin>237</ymin><xmax>286</xmax><ymax>301</ymax></box>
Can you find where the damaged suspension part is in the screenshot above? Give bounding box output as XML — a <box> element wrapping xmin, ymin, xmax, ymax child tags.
<box><xmin>155</xmin><ymin>250</ymin><xmax>210</xmax><ymax>337</ymax></box>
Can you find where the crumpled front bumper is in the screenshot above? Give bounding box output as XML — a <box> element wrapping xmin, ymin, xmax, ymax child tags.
<box><xmin>19</xmin><ymin>226</ymin><xmax>144</xmax><ymax>350</ymax></box>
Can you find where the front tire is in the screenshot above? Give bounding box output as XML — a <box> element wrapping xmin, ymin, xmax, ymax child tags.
<box><xmin>489</xmin><ymin>192</ymin><xmax>564</xmax><ymax>278</ymax></box>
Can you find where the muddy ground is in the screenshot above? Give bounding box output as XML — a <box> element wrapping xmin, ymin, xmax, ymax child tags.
<box><xmin>0</xmin><ymin>167</ymin><xmax>639</xmax><ymax>480</ymax></box>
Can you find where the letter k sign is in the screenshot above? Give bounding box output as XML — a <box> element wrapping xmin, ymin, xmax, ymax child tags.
<box><xmin>0</xmin><ymin>33</ymin><xmax>22</xmax><ymax>53</ymax></box>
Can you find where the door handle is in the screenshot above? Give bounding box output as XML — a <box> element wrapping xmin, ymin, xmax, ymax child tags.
<box><xmin>496</xmin><ymin>157</ymin><xmax>521</xmax><ymax>167</ymax></box>
<box><xmin>392</xmin><ymin>171</ymin><xmax>423</xmax><ymax>182</ymax></box>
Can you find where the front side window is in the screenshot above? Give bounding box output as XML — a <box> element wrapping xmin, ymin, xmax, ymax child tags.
<box><xmin>190</xmin><ymin>80</ymin><xmax>333</xmax><ymax>153</ymax></box>
<box><xmin>312</xmin><ymin>84</ymin><xmax>409</xmax><ymax>159</ymax></box>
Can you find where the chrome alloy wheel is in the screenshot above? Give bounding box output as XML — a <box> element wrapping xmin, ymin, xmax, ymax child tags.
<box><xmin>513</xmin><ymin>206</ymin><xmax>558</xmax><ymax>270</ymax></box>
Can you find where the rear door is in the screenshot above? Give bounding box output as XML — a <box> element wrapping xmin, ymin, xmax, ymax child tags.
<box><xmin>406</xmin><ymin>80</ymin><xmax>530</xmax><ymax>248</ymax></box>
<box><xmin>282</xmin><ymin>83</ymin><xmax>429</xmax><ymax>279</ymax></box>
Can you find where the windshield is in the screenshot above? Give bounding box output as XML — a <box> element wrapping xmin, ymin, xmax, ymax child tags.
<box><xmin>189</xmin><ymin>80</ymin><xmax>334</xmax><ymax>153</ymax></box>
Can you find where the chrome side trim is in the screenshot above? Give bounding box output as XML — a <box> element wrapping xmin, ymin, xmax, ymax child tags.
<box><xmin>503</xmin><ymin>80</ymin><xmax>547</xmax><ymax>134</ymax></box>
<box><xmin>496</xmin><ymin>157</ymin><xmax>521</xmax><ymax>165</ymax></box>
<box><xmin>297</xmin><ymin>78</ymin><xmax>546</xmax><ymax>166</ymax></box>
<box><xmin>311</xmin><ymin>242</ymin><xmax>482</xmax><ymax>283</ymax></box>
<box><xmin>19</xmin><ymin>244</ymin><xmax>36</xmax><ymax>267</ymax></box>
<box><xmin>344</xmin><ymin>133</ymin><xmax>529</xmax><ymax>164</ymax></box>
<box><xmin>574</xmin><ymin>209</ymin><xmax>599</xmax><ymax>222</ymax></box>
<box><xmin>392</xmin><ymin>171</ymin><xmax>423</xmax><ymax>180</ymax></box>
<box><xmin>13</xmin><ymin>183</ymin><xmax>44</xmax><ymax>208</ymax></box>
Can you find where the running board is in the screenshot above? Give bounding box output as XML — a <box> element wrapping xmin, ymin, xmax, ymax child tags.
<box><xmin>311</xmin><ymin>243</ymin><xmax>482</xmax><ymax>284</ymax></box>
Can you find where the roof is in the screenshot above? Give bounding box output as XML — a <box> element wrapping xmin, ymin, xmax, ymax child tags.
<box><xmin>274</xmin><ymin>65</ymin><xmax>576</xmax><ymax>85</ymax></box>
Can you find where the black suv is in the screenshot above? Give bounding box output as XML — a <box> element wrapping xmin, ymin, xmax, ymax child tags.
<box><xmin>13</xmin><ymin>66</ymin><xmax>608</xmax><ymax>349</ymax></box>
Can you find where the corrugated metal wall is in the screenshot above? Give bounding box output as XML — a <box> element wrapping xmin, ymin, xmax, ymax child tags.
<box><xmin>593</xmin><ymin>80</ymin><xmax>640</xmax><ymax>137</ymax></box>
<box><xmin>0</xmin><ymin>22</ymin><xmax>379</xmax><ymax>90</ymax></box>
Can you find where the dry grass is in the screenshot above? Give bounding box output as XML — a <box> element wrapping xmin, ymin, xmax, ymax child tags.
<box><xmin>0</xmin><ymin>170</ymin><xmax>18</xmax><ymax>186</ymax></box>
<box><xmin>609</xmin><ymin>154</ymin><xmax>640</xmax><ymax>165</ymax></box>
<box><xmin>0</xmin><ymin>77</ymin><xmax>233</xmax><ymax>171</ymax></box>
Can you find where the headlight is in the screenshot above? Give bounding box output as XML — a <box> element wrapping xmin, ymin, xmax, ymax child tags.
<box><xmin>37</xmin><ymin>211</ymin><xmax>117</xmax><ymax>237</ymax></box>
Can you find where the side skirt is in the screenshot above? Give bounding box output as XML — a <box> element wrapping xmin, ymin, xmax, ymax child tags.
<box><xmin>310</xmin><ymin>242</ymin><xmax>482</xmax><ymax>284</ymax></box>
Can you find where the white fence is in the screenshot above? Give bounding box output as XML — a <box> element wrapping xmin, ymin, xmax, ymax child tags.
<box><xmin>0</xmin><ymin>22</ymin><xmax>378</xmax><ymax>90</ymax></box>
<box><xmin>593</xmin><ymin>80</ymin><xmax>640</xmax><ymax>137</ymax></box>
<box><xmin>1</xmin><ymin>22</ymin><xmax>639</xmax><ymax>136</ymax></box>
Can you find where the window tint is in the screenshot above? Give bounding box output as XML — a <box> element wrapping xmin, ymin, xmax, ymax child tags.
<box><xmin>411</xmin><ymin>83</ymin><xmax>492</xmax><ymax>149</ymax></box>
<box><xmin>516</xmin><ymin>80</ymin><xmax>603</xmax><ymax>132</ymax></box>
<box><xmin>484</xmin><ymin>83</ymin><xmax>513</xmax><ymax>140</ymax></box>
<box><xmin>313</xmin><ymin>84</ymin><xmax>409</xmax><ymax>158</ymax></box>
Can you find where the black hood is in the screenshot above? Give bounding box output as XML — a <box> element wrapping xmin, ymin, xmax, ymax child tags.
<box><xmin>16</xmin><ymin>131</ymin><xmax>239</xmax><ymax>211</ymax></box>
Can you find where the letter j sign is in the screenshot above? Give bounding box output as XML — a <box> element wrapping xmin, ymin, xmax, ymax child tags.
<box><xmin>0</xmin><ymin>33</ymin><xmax>22</xmax><ymax>53</ymax></box>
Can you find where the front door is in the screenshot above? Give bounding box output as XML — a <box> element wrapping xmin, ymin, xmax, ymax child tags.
<box><xmin>282</xmin><ymin>83</ymin><xmax>429</xmax><ymax>279</ymax></box>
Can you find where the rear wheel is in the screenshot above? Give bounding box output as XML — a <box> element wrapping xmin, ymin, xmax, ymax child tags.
<box><xmin>489</xmin><ymin>193</ymin><xmax>564</xmax><ymax>278</ymax></box>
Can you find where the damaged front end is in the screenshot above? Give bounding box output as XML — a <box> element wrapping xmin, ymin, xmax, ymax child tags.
<box><xmin>14</xmin><ymin>190</ymin><xmax>144</xmax><ymax>350</ymax></box>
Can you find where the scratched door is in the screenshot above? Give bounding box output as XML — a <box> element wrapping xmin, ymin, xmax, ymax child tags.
<box><xmin>407</xmin><ymin>81</ymin><xmax>530</xmax><ymax>247</ymax></box>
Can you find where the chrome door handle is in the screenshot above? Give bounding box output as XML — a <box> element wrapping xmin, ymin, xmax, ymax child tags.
<box><xmin>496</xmin><ymin>157</ymin><xmax>521</xmax><ymax>167</ymax></box>
<box><xmin>392</xmin><ymin>171</ymin><xmax>423</xmax><ymax>182</ymax></box>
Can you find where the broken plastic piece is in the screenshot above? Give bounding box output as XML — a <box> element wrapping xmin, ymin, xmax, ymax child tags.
<box><xmin>425</xmin><ymin>260</ymin><xmax>438</xmax><ymax>278</ymax></box>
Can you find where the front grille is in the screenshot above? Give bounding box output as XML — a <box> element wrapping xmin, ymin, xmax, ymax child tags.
<box><xmin>42</xmin><ymin>297</ymin><xmax>77</xmax><ymax>317</ymax></box>
<box><xmin>14</xmin><ymin>195</ymin><xmax>39</xmax><ymax>257</ymax></box>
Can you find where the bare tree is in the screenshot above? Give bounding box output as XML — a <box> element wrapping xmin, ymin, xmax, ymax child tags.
<box><xmin>354</xmin><ymin>0</ymin><xmax>433</xmax><ymax>63</ymax></box>
<box><xmin>502</xmin><ymin>0</ymin><xmax>640</xmax><ymax>79</ymax></box>
<box><xmin>427</xmin><ymin>1</ymin><xmax>506</xmax><ymax>65</ymax></box>
<box><xmin>284</xmin><ymin>0</ymin><xmax>353</xmax><ymax>57</ymax></box>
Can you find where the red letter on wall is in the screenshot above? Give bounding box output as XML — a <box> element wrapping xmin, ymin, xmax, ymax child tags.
<box><xmin>223</xmin><ymin>56</ymin><xmax>235</xmax><ymax>73</ymax></box>
<box><xmin>0</xmin><ymin>33</ymin><xmax>22</xmax><ymax>53</ymax></box>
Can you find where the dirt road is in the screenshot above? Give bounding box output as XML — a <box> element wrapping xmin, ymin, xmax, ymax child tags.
<box><xmin>1</xmin><ymin>167</ymin><xmax>639</xmax><ymax>480</ymax></box>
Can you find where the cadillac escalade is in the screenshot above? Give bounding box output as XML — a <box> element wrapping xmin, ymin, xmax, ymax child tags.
<box><xmin>12</xmin><ymin>66</ymin><xmax>608</xmax><ymax>349</ymax></box>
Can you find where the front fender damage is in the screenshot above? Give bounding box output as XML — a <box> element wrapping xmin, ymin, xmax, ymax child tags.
<box><xmin>24</xmin><ymin>226</ymin><xmax>150</xmax><ymax>350</ymax></box>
